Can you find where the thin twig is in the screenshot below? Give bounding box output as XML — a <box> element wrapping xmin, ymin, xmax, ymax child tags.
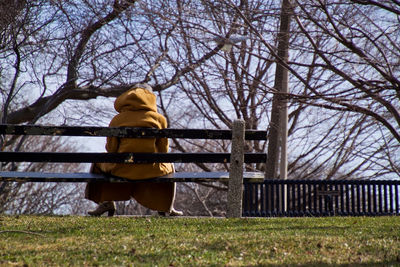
<box><xmin>0</xmin><ymin>230</ymin><xmax>46</xmax><ymax>237</ymax></box>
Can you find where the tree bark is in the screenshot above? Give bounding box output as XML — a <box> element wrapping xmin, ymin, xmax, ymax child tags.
<box><xmin>265</xmin><ymin>0</ymin><xmax>292</xmax><ymax>179</ymax></box>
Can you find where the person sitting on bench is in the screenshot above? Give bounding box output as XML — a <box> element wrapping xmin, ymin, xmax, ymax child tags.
<box><xmin>85</xmin><ymin>83</ymin><xmax>182</xmax><ymax>216</ymax></box>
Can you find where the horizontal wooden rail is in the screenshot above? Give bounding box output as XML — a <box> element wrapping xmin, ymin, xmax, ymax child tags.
<box><xmin>0</xmin><ymin>124</ymin><xmax>268</xmax><ymax>140</ymax></box>
<box><xmin>0</xmin><ymin>152</ymin><xmax>266</xmax><ymax>163</ymax></box>
<box><xmin>0</xmin><ymin>171</ymin><xmax>265</xmax><ymax>183</ymax></box>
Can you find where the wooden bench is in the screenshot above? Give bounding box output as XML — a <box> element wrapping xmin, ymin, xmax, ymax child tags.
<box><xmin>0</xmin><ymin>120</ymin><xmax>267</xmax><ymax>217</ymax></box>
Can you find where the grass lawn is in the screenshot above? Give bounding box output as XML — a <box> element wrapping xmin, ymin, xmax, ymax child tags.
<box><xmin>0</xmin><ymin>215</ymin><xmax>399</xmax><ymax>266</ymax></box>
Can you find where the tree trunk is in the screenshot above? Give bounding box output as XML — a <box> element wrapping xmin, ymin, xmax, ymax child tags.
<box><xmin>265</xmin><ymin>0</ymin><xmax>291</xmax><ymax>179</ymax></box>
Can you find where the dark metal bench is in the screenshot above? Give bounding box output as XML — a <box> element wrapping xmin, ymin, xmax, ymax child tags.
<box><xmin>0</xmin><ymin>120</ymin><xmax>267</xmax><ymax>217</ymax></box>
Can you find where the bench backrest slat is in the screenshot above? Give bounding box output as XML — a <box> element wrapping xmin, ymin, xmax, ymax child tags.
<box><xmin>0</xmin><ymin>152</ymin><xmax>266</xmax><ymax>164</ymax></box>
<box><xmin>0</xmin><ymin>124</ymin><xmax>267</xmax><ymax>140</ymax></box>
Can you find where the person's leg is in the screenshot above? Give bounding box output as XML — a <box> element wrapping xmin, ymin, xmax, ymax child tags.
<box><xmin>157</xmin><ymin>183</ymin><xmax>183</xmax><ymax>216</ymax></box>
<box><xmin>88</xmin><ymin>201</ymin><xmax>116</xmax><ymax>217</ymax></box>
<box><xmin>132</xmin><ymin>181</ymin><xmax>183</xmax><ymax>215</ymax></box>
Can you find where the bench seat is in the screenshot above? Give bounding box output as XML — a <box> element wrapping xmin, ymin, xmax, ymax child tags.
<box><xmin>0</xmin><ymin>171</ymin><xmax>264</xmax><ymax>183</ymax></box>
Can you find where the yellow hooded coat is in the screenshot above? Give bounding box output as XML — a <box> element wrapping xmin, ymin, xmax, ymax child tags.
<box><xmin>85</xmin><ymin>88</ymin><xmax>175</xmax><ymax>212</ymax></box>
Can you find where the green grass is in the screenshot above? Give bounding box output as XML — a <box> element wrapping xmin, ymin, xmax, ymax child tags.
<box><xmin>0</xmin><ymin>216</ymin><xmax>399</xmax><ymax>266</ymax></box>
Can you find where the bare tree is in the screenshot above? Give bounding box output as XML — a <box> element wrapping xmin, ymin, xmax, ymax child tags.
<box><xmin>264</xmin><ymin>0</ymin><xmax>292</xmax><ymax>179</ymax></box>
<box><xmin>285</xmin><ymin>1</ymin><xmax>400</xmax><ymax>178</ymax></box>
<box><xmin>0</xmin><ymin>0</ymin><xmax>249</xmax><ymax>216</ymax></box>
<box><xmin>2</xmin><ymin>0</ymin><xmax>399</xmax><ymax>216</ymax></box>
<box><xmin>0</xmin><ymin>135</ymin><xmax>87</xmax><ymax>214</ymax></box>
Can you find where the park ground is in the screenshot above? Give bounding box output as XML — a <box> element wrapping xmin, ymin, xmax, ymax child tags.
<box><xmin>0</xmin><ymin>215</ymin><xmax>399</xmax><ymax>266</ymax></box>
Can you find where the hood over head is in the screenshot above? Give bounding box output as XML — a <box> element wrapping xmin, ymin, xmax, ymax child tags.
<box><xmin>114</xmin><ymin>84</ymin><xmax>157</xmax><ymax>113</ymax></box>
<box><xmin>131</xmin><ymin>83</ymin><xmax>153</xmax><ymax>93</ymax></box>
